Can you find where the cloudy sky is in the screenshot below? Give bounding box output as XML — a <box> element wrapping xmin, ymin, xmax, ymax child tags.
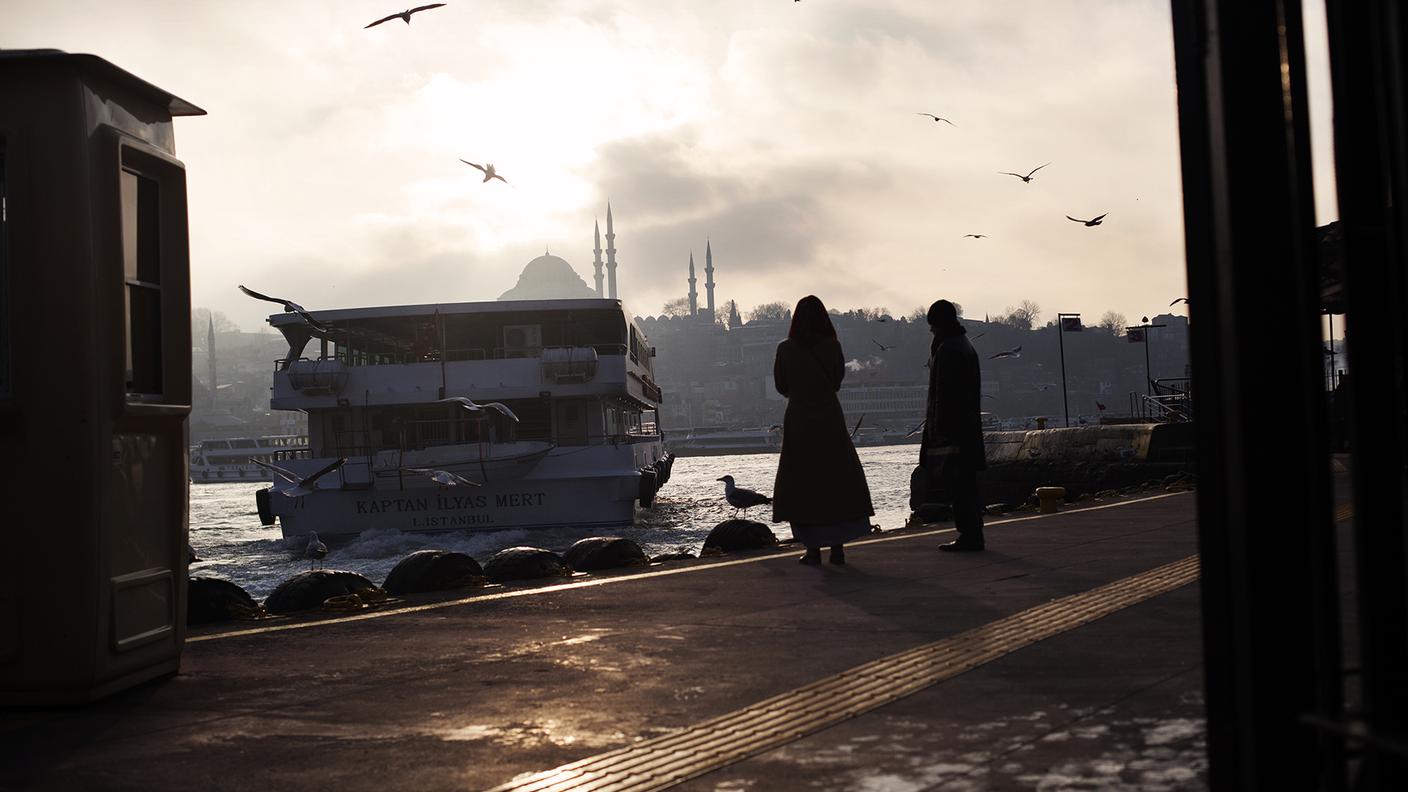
<box><xmin>5</xmin><ymin>1</ymin><xmax>1337</xmax><ymax>331</ymax></box>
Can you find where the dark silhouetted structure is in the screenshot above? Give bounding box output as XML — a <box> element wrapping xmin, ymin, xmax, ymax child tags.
<box><xmin>1171</xmin><ymin>1</ymin><xmax>1407</xmax><ymax>788</ymax></box>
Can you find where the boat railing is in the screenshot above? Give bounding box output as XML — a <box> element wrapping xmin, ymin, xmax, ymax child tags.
<box><xmin>276</xmin><ymin>343</ymin><xmax>631</xmax><ymax>371</ymax></box>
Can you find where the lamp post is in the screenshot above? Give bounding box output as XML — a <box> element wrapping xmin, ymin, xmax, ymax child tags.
<box><xmin>1056</xmin><ymin>313</ymin><xmax>1082</xmax><ymax>427</ymax></box>
<box><xmin>1125</xmin><ymin>318</ymin><xmax>1168</xmax><ymax>396</ymax></box>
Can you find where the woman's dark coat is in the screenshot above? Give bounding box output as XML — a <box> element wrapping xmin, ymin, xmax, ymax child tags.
<box><xmin>771</xmin><ymin>337</ymin><xmax>875</xmax><ymax>524</ymax></box>
<box><xmin>921</xmin><ymin>330</ymin><xmax>987</xmax><ymax>471</ymax></box>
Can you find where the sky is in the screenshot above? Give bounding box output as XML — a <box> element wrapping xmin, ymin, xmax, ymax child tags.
<box><xmin>4</xmin><ymin>1</ymin><xmax>1338</xmax><ymax>333</ymax></box>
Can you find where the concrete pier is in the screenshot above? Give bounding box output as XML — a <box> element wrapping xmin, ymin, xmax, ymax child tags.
<box><xmin>3</xmin><ymin>491</ymin><xmax>1228</xmax><ymax>790</ymax></box>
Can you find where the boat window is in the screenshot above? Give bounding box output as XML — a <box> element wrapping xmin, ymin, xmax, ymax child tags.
<box><xmin>0</xmin><ymin>135</ymin><xmax>10</xmax><ymax>403</ymax></box>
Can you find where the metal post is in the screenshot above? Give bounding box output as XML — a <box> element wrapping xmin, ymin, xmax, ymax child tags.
<box><xmin>1057</xmin><ymin>320</ymin><xmax>1068</xmax><ymax>428</ymax></box>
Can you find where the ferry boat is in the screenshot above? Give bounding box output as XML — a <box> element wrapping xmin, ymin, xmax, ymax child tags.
<box><xmin>189</xmin><ymin>434</ymin><xmax>309</xmax><ymax>482</ymax></box>
<box><xmin>252</xmin><ymin>298</ymin><xmax>672</xmax><ymax>539</ymax></box>
<box><xmin>667</xmin><ymin>427</ymin><xmax>781</xmax><ymax>457</ymax></box>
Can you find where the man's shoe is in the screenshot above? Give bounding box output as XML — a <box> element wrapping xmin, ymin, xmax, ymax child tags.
<box><xmin>799</xmin><ymin>548</ymin><xmax>822</xmax><ymax>565</ymax></box>
<box><xmin>829</xmin><ymin>546</ymin><xmax>846</xmax><ymax>565</ymax></box>
<box><xmin>939</xmin><ymin>540</ymin><xmax>985</xmax><ymax>553</ymax></box>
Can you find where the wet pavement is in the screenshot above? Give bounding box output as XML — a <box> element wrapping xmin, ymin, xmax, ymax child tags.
<box><xmin>3</xmin><ymin>490</ymin><xmax>1212</xmax><ymax>791</ymax></box>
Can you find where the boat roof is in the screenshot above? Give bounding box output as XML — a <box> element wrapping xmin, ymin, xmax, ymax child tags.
<box><xmin>268</xmin><ymin>298</ymin><xmax>628</xmax><ymax>328</ymax></box>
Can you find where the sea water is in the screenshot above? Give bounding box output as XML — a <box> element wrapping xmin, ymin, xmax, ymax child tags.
<box><xmin>189</xmin><ymin>444</ymin><xmax>921</xmax><ymax>599</ymax></box>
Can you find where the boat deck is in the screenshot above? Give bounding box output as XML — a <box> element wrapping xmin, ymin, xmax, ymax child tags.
<box><xmin>2</xmin><ymin>488</ymin><xmax>1298</xmax><ymax>791</ymax></box>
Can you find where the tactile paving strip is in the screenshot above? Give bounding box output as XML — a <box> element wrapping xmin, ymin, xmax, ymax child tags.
<box><xmin>486</xmin><ymin>554</ymin><xmax>1201</xmax><ymax>792</ymax></box>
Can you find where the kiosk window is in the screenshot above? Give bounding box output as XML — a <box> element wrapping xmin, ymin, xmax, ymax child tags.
<box><xmin>121</xmin><ymin>169</ymin><xmax>162</xmax><ymax>396</ymax></box>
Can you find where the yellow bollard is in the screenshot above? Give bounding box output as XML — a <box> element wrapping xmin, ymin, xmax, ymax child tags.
<box><xmin>1036</xmin><ymin>486</ymin><xmax>1066</xmax><ymax>514</ymax></box>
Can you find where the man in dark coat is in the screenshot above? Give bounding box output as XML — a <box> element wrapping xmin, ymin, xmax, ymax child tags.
<box><xmin>921</xmin><ymin>300</ymin><xmax>986</xmax><ymax>551</ymax></box>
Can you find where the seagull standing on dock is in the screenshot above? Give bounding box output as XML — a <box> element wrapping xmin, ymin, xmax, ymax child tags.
<box><xmin>717</xmin><ymin>475</ymin><xmax>772</xmax><ymax>519</ymax></box>
<box><xmin>253</xmin><ymin>458</ymin><xmax>347</xmax><ymax>497</ymax></box>
<box><xmin>305</xmin><ymin>531</ymin><xmax>328</xmax><ymax>570</ymax></box>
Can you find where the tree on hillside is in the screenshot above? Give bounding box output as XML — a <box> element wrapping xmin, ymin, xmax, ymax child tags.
<box><xmin>908</xmin><ymin>306</ymin><xmax>928</xmax><ymax>322</ymax></box>
<box><xmin>748</xmin><ymin>301</ymin><xmax>792</xmax><ymax>323</ymax></box>
<box><xmin>1000</xmin><ymin>300</ymin><xmax>1041</xmax><ymax>330</ymax></box>
<box><xmin>1098</xmin><ymin>310</ymin><xmax>1128</xmax><ymax>335</ymax></box>
<box><xmin>660</xmin><ymin>297</ymin><xmax>692</xmax><ymax>318</ymax></box>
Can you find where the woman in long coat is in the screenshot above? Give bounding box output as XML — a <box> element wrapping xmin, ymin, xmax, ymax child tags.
<box><xmin>772</xmin><ymin>295</ymin><xmax>875</xmax><ymax>565</ymax></box>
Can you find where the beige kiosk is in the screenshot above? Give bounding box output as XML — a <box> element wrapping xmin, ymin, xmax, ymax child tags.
<box><xmin>0</xmin><ymin>51</ymin><xmax>202</xmax><ymax>703</ymax></box>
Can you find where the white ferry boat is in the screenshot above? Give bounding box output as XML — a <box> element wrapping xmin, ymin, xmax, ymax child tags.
<box><xmin>189</xmin><ymin>435</ymin><xmax>309</xmax><ymax>483</ymax></box>
<box><xmin>252</xmin><ymin>298</ymin><xmax>672</xmax><ymax>539</ymax></box>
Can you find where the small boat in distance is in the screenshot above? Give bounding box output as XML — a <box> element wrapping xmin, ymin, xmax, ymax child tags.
<box><xmin>190</xmin><ymin>434</ymin><xmax>309</xmax><ymax>483</ymax></box>
<box><xmin>252</xmin><ymin>297</ymin><xmax>672</xmax><ymax>539</ymax></box>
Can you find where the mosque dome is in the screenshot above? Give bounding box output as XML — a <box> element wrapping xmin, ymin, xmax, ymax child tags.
<box><xmin>498</xmin><ymin>252</ymin><xmax>599</xmax><ymax>301</ymax></box>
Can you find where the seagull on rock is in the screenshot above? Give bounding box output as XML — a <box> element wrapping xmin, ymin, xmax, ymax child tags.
<box><xmin>254</xmin><ymin>458</ymin><xmax>347</xmax><ymax>497</ymax></box>
<box><xmin>717</xmin><ymin>475</ymin><xmax>772</xmax><ymax>519</ymax></box>
<box><xmin>305</xmin><ymin>531</ymin><xmax>328</xmax><ymax>570</ymax></box>
<box><xmin>404</xmin><ymin>467</ymin><xmax>481</xmax><ymax>488</ymax></box>
<box><xmin>438</xmin><ymin>396</ymin><xmax>520</xmax><ymax>422</ymax></box>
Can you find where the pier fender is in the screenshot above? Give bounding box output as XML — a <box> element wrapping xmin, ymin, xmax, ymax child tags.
<box><xmin>264</xmin><ymin>570</ymin><xmax>381</xmax><ymax>615</ymax></box>
<box><xmin>383</xmin><ymin>550</ymin><xmax>485</xmax><ymax>596</ymax></box>
<box><xmin>651</xmin><ymin>547</ymin><xmax>697</xmax><ymax>563</ymax></box>
<box><xmin>187</xmin><ymin>577</ymin><xmax>265</xmax><ymax>625</ymax></box>
<box><xmin>656</xmin><ymin>453</ymin><xmax>675</xmax><ymax>486</ymax></box>
<box><xmin>638</xmin><ymin>468</ymin><xmax>659</xmax><ymax>507</ymax></box>
<box><xmin>255</xmin><ymin>487</ymin><xmax>275</xmax><ymax>527</ymax></box>
<box><xmin>702</xmin><ymin>519</ymin><xmax>778</xmax><ymax>554</ymax></box>
<box><xmin>482</xmin><ymin>547</ymin><xmax>573</xmax><ymax>583</ymax></box>
<box><xmin>562</xmin><ymin>537</ymin><xmax>649</xmax><ymax>572</ymax></box>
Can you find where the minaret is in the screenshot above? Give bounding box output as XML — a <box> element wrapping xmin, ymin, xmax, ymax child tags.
<box><xmin>704</xmin><ymin>238</ymin><xmax>716</xmax><ymax>323</ymax></box>
<box><xmin>592</xmin><ymin>219</ymin><xmax>604</xmax><ymax>296</ymax></box>
<box><xmin>687</xmin><ymin>252</ymin><xmax>698</xmax><ymax>317</ymax></box>
<box><xmin>605</xmin><ymin>202</ymin><xmax>618</xmax><ymax>299</ymax></box>
<box><xmin>206</xmin><ymin>315</ymin><xmax>217</xmax><ymax>408</ymax></box>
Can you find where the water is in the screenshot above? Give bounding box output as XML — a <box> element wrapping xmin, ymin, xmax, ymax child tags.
<box><xmin>189</xmin><ymin>444</ymin><xmax>921</xmax><ymax>599</ymax></box>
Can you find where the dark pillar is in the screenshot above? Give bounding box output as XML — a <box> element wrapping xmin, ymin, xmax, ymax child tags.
<box><xmin>1324</xmin><ymin>1</ymin><xmax>1408</xmax><ymax>788</ymax></box>
<box><xmin>1170</xmin><ymin>1</ymin><xmax>1341</xmax><ymax>789</ymax></box>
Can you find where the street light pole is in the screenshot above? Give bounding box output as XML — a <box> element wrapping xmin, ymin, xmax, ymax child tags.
<box><xmin>1056</xmin><ymin>313</ymin><xmax>1082</xmax><ymax>428</ymax></box>
<box><xmin>1125</xmin><ymin>319</ymin><xmax>1168</xmax><ymax>397</ymax></box>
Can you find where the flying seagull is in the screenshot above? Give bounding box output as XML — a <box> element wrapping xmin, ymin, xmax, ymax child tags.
<box><xmin>717</xmin><ymin>475</ymin><xmax>772</xmax><ymax>519</ymax></box>
<box><xmin>254</xmin><ymin>457</ymin><xmax>348</xmax><ymax>498</ymax></box>
<box><xmin>1000</xmin><ymin>163</ymin><xmax>1050</xmax><ymax>183</ymax></box>
<box><xmin>459</xmin><ymin>159</ymin><xmax>507</xmax><ymax>183</ymax></box>
<box><xmin>903</xmin><ymin>419</ymin><xmax>926</xmax><ymax>439</ymax></box>
<box><xmin>917</xmin><ymin>113</ymin><xmax>955</xmax><ymax>125</ymax></box>
<box><xmin>305</xmin><ymin>531</ymin><xmax>328</xmax><ymax>570</ymax></box>
<box><xmin>438</xmin><ymin>396</ymin><xmax>520</xmax><ymax>422</ymax></box>
<box><xmin>404</xmin><ymin>467</ymin><xmax>481</xmax><ymax>488</ymax></box>
<box><xmin>872</xmin><ymin>339</ymin><xmax>896</xmax><ymax>351</ymax></box>
<box><xmin>989</xmin><ymin>345</ymin><xmax>1022</xmax><ymax>360</ymax></box>
<box><xmin>365</xmin><ymin>4</ymin><xmax>446</xmax><ymax>29</ymax></box>
<box><xmin>962</xmin><ymin>234</ymin><xmax>988</xmax><ymax>239</ymax></box>
<box><xmin>238</xmin><ymin>285</ymin><xmax>328</xmax><ymax>330</ymax></box>
<box><xmin>1170</xmin><ymin>297</ymin><xmax>1189</xmax><ymax>306</ymax></box>
<box><xmin>1096</xmin><ymin>401</ymin><xmax>1107</xmax><ymax>411</ymax></box>
<box><xmin>1066</xmin><ymin>213</ymin><xmax>1108</xmax><ymax>227</ymax></box>
<box><xmin>851</xmin><ymin>413</ymin><xmax>865</xmax><ymax>439</ymax></box>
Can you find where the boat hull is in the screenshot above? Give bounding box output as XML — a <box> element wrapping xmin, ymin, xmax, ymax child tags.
<box><xmin>267</xmin><ymin>442</ymin><xmax>667</xmax><ymax>539</ymax></box>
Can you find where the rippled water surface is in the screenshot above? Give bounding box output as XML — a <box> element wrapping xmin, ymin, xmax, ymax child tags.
<box><xmin>190</xmin><ymin>444</ymin><xmax>920</xmax><ymax>598</ymax></box>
